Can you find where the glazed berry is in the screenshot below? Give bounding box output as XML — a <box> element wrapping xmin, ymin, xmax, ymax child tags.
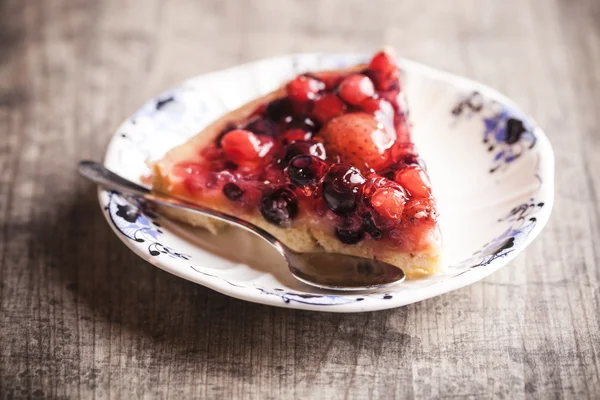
<box><xmin>368</xmin><ymin>50</ymin><xmax>397</xmax><ymax>76</ymax></box>
<box><xmin>223</xmin><ymin>182</ymin><xmax>243</xmax><ymax>201</ymax></box>
<box><xmin>338</xmin><ymin>74</ymin><xmax>375</xmax><ymax>105</ymax></box>
<box><xmin>368</xmin><ymin>50</ymin><xmax>399</xmax><ymax>91</ymax></box>
<box><xmin>370</xmin><ymin>187</ymin><xmax>407</xmax><ymax>221</ymax></box>
<box><xmin>286</xmin><ymin>75</ymin><xmax>325</xmax><ymax>102</ymax></box>
<box><xmin>322</xmin><ymin>165</ymin><xmax>365</xmax><ymax>216</ymax></box>
<box><xmin>362</xmin><ymin>213</ymin><xmax>383</xmax><ymax>240</ymax></box>
<box><xmin>265</xmin><ymin>98</ymin><xmax>294</xmax><ymax>121</ymax></box>
<box><xmin>287</xmin><ymin>155</ymin><xmax>329</xmax><ymax>187</ymax></box>
<box><xmin>335</xmin><ymin>227</ymin><xmax>365</xmax><ymax>244</ymax></box>
<box><xmin>221</xmin><ymin>129</ymin><xmax>273</xmax><ymax>162</ymax></box>
<box><xmin>394</xmin><ymin>166</ymin><xmax>431</xmax><ymax>198</ymax></box>
<box><xmin>260</xmin><ymin>188</ymin><xmax>299</xmax><ymax>226</ymax></box>
<box><xmin>361</xmin><ymin>175</ymin><xmax>394</xmax><ymax>199</ymax></box>
<box><xmin>283</xmin><ymin>140</ymin><xmax>326</xmax><ymax>164</ymax></box>
<box><xmin>312</xmin><ymin>93</ymin><xmax>347</xmax><ymax>124</ymax></box>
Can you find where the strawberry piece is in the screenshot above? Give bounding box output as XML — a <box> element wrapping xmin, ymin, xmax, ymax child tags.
<box><xmin>370</xmin><ymin>187</ymin><xmax>407</xmax><ymax>221</ymax></box>
<box><xmin>338</xmin><ymin>74</ymin><xmax>375</xmax><ymax>105</ymax></box>
<box><xmin>394</xmin><ymin>166</ymin><xmax>432</xmax><ymax>198</ymax></box>
<box><xmin>221</xmin><ymin>129</ymin><xmax>273</xmax><ymax>162</ymax></box>
<box><xmin>312</xmin><ymin>93</ymin><xmax>347</xmax><ymax>124</ymax></box>
<box><xmin>286</xmin><ymin>75</ymin><xmax>325</xmax><ymax>102</ymax></box>
<box><xmin>320</xmin><ymin>112</ymin><xmax>396</xmax><ymax>171</ymax></box>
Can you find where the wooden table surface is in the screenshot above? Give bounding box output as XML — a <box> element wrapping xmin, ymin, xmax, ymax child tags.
<box><xmin>1</xmin><ymin>0</ymin><xmax>599</xmax><ymax>398</ymax></box>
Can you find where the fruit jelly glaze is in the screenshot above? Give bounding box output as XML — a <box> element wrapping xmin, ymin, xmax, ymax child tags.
<box><xmin>170</xmin><ymin>51</ymin><xmax>438</xmax><ymax>251</ymax></box>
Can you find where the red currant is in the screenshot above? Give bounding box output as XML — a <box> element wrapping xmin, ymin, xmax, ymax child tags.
<box><xmin>369</xmin><ymin>50</ymin><xmax>397</xmax><ymax>76</ymax></box>
<box><xmin>286</xmin><ymin>75</ymin><xmax>325</xmax><ymax>102</ymax></box>
<box><xmin>338</xmin><ymin>74</ymin><xmax>375</xmax><ymax>105</ymax></box>
<box><xmin>221</xmin><ymin>129</ymin><xmax>271</xmax><ymax>162</ymax></box>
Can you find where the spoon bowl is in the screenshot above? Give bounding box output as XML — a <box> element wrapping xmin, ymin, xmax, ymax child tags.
<box><xmin>78</xmin><ymin>160</ymin><xmax>405</xmax><ymax>291</ymax></box>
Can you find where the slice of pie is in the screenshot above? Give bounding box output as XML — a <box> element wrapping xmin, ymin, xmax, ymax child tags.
<box><xmin>152</xmin><ymin>49</ymin><xmax>442</xmax><ymax>278</ymax></box>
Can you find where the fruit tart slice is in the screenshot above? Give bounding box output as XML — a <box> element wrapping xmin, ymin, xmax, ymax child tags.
<box><xmin>152</xmin><ymin>49</ymin><xmax>442</xmax><ymax>278</ymax></box>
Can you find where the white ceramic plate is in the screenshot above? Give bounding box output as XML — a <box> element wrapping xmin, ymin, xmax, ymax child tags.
<box><xmin>99</xmin><ymin>53</ymin><xmax>554</xmax><ymax>312</ymax></box>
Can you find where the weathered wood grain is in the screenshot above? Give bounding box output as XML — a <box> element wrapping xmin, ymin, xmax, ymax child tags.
<box><xmin>1</xmin><ymin>0</ymin><xmax>599</xmax><ymax>398</ymax></box>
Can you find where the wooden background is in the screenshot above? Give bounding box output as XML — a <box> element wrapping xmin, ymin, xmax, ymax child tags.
<box><xmin>1</xmin><ymin>0</ymin><xmax>599</xmax><ymax>398</ymax></box>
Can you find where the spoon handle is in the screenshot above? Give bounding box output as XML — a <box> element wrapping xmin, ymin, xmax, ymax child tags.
<box><xmin>78</xmin><ymin>160</ymin><xmax>288</xmax><ymax>256</ymax></box>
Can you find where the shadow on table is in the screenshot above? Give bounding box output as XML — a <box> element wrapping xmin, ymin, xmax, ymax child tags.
<box><xmin>41</xmin><ymin>185</ymin><xmax>418</xmax><ymax>376</ymax></box>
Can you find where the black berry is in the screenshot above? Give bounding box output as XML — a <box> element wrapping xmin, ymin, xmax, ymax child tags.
<box><xmin>287</xmin><ymin>155</ymin><xmax>328</xmax><ymax>187</ymax></box>
<box><xmin>265</xmin><ymin>98</ymin><xmax>294</xmax><ymax>121</ymax></box>
<box><xmin>223</xmin><ymin>183</ymin><xmax>243</xmax><ymax>201</ymax></box>
<box><xmin>322</xmin><ymin>165</ymin><xmax>365</xmax><ymax>216</ymax></box>
<box><xmin>244</xmin><ymin>117</ymin><xmax>275</xmax><ymax>137</ymax></box>
<box><xmin>362</xmin><ymin>213</ymin><xmax>383</xmax><ymax>240</ymax></box>
<box><xmin>282</xmin><ymin>140</ymin><xmax>326</xmax><ymax>165</ymax></box>
<box><xmin>260</xmin><ymin>188</ymin><xmax>298</xmax><ymax>226</ymax></box>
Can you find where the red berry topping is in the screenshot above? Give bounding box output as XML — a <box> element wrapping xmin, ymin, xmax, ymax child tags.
<box><xmin>322</xmin><ymin>164</ymin><xmax>365</xmax><ymax>216</ymax></box>
<box><xmin>260</xmin><ymin>188</ymin><xmax>299</xmax><ymax>226</ymax></box>
<box><xmin>361</xmin><ymin>175</ymin><xmax>395</xmax><ymax>199</ymax></box>
<box><xmin>370</xmin><ymin>187</ymin><xmax>407</xmax><ymax>221</ymax></box>
<box><xmin>394</xmin><ymin>166</ymin><xmax>432</xmax><ymax>198</ymax></box>
<box><xmin>338</xmin><ymin>74</ymin><xmax>375</xmax><ymax>105</ymax></box>
<box><xmin>304</xmin><ymin>71</ymin><xmax>345</xmax><ymax>90</ymax></box>
<box><xmin>221</xmin><ymin>129</ymin><xmax>273</xmax><ymax>162</ymax></box>
<box><xmin>283</xmin><ymin>140</ymin><xmax>326</xmax><ymax>164</ymax></box>
<box><xmin>287</xmin><ymin>155</ymin><xmax>329</xmax><ymax>187</ymax></box>
<box><xmin>320</xmin><ymin>112</ymin><xmax>396</xmax><ymax>171</ymax></box>
<box><xmin>369</xmin><ymin>50</ymin><xmax>397</xmax><ymax>77</ymax></box>
<box><xmin>286</xmin><ymin>75</ymin><xmax>325</xmax><ymax>102</ymax></box>
<box><xmin>282</xmin><ymin>128</ymin><xmax>312</xmax><ymax>144</ymax></box>
<box><xmin>368</xmin><ymin>50</ymin><xmax>399</xmax><ymax>91</ymax></box>
<box><xmin>312</xmin><ymin>93</ymin><xmax>347</xmax><ymax>123</ymax></box>
<box><xmin>168</xmin><ymin>50</ymin><xmax>440</xmax><ymax>251</ymax></box>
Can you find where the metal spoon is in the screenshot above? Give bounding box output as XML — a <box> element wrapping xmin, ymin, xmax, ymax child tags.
<box><xmin>78</xmin><ymin>161</ymin><xmax>405</xmax><ymax>291</ymax></box>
